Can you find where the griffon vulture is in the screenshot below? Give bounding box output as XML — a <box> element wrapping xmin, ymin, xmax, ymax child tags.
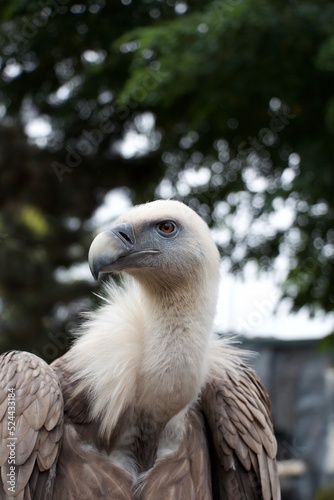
<box><xmin>0</xmin><ymin>200</ymin><xmax>280</xmax><ymax>499</ymax></box>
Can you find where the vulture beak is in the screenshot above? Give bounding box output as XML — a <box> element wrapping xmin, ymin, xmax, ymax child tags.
<box><xmin>89</xmin><ymin>223</ymin><xmax>135</xmax><ymax>280</ymax></box>
<box><xmin>88</xmin><ymin>222</ymin><xmax>159</xmax><ymax>280</ymax></box>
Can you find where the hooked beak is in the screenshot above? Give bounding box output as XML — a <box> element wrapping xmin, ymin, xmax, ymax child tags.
<box><xmin>88</xmin><ymin>222</ymin><xmax>159</xmax><ymax>280</ymax></box>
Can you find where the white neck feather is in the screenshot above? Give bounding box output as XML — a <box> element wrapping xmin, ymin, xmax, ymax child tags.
<box><xmin>69</xmin><ymin>270</ymin><xmax>238</xmax><ymax>439</ymax></box>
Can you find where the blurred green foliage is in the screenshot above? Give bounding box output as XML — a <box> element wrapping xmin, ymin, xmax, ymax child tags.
<box><xmin>316</xmin><ymin>483</ymin><xmax>334</xmax><ymax>500</ymax></box>
<box><xmin>1</xmin><ymin>0</ymin><xmax>334</xmax><ymax>357</ymax></box>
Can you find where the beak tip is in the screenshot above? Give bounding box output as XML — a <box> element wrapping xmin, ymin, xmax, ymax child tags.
<box><xmin>92</xmin><ymin>269</ymin><xmax>99</xmax><ymax>281</ymax></box>
<box><xmin>88</xmin><ymin>251</ymin><xmax>98</xmax><ymax>281</ymax></box>
<box><xmin>88</xmin><ymin>261</ymin><xmax>99</xmax><ymax>281</ymax></box>
<box><xmin>88</xmin><ymin>247</ymin><xmax>101</xmax><ymax>281</ymax></box>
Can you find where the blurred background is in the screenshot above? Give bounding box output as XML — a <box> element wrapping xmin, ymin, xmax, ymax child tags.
<box><xmin>1</xmin><ymin>0</ymin><xmax>334</xmax><ymax>497</ymax></box>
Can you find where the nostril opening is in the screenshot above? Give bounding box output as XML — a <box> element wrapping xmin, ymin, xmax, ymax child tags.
<box><xmin>118</xmin><ymin>231</ymin><xmax>132</xmax><ymax>244</ymax></box>
<box><xmin>112</xmin><ymin>223</ymin><xmax>135</xmax><ymax>246</ymax></box>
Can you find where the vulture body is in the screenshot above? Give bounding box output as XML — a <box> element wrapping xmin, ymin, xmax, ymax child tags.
<box><xmin>0</xmin><ymin>200</ymin><xmax>280</xmax><ymax>499</ymax></box>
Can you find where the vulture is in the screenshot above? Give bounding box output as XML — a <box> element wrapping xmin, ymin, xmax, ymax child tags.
<box><xmin>0</xmin><ymin>199</ymin><xmax>280</xmax><ymax>499</ymax></box>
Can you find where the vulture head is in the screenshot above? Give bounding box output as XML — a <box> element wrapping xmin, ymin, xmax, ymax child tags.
<box><xmin>89</xmin><ymin>199</ymin><xmax>220</xmax><ymax>296</ymax></box>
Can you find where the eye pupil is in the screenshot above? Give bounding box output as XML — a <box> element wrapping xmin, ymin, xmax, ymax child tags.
<box><xmin>158</xmin><ymin>221</ymin><xmax>176</xmax><ymax>234</ymax></box>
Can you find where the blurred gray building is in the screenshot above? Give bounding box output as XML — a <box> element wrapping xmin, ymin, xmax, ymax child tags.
<box><xmin>241</xmin><ymin>336</ymin><xmax>334</xmax><ymax>500</ymax></box>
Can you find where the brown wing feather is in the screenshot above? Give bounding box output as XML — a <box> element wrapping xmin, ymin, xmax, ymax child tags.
<box><xmin>51</xmin><ymin>353</ymin><xmax>92</xmax><ymax>424</ymax></box>
<box><xmin>51</xmin><ymin>354</ymin><xmax>134</xmax><ymax>499</ymax></box>
<box><xmin>0</xmin><ymin>351</ymin><xmax>63</xmax><ymax>499</ymax></box>
<box><xmin>201</xmin><ymin>363</ymin><xmax>281</xmax><ymax>500</ymax></box>
<box><xmin>52</xmin><ymin>423</ymin><xmax>133</xmax><ymax>500</ymax></box>
<box><xmin>137</xmin><ymin>409</ymin><xmax>211</xmax><ymax>500</ymax></box>
<box><xmin>0</xmin><ymin>352</ymin><xmax>134</xmax><ymax>499</ymax></box>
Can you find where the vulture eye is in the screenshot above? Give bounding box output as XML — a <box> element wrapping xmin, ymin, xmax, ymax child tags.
<box><xmin>157</xmin><ymin>221</ymin><xmax>177</xmax><ymax>236</ymax></box>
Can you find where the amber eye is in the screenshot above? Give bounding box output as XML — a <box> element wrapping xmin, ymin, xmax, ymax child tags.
<box><xmin>157</xmin><ymin>221</ymin><xmax>177</xmax><ymax>236</ymax></box>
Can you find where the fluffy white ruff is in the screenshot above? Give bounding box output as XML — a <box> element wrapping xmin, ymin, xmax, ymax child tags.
<box><xmin>69</xmin><ymin>278</ymin><xmax>248</xmax><ymax>440</ymax></box>
<box><xmin>70</xmin><ymin>279</ymin><xmax>144</xmax><ymax>436</ymax></box>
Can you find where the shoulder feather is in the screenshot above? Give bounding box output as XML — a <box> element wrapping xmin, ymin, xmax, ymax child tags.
<box><xmin>202</xmin><ymin>346</ymin><xmax>281</xmax><ymax>500</ymax></box>
<box><xmin>0</xmin><ymin>351</ymin><xmax>63</xmax><ymax>499</ymax></box>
